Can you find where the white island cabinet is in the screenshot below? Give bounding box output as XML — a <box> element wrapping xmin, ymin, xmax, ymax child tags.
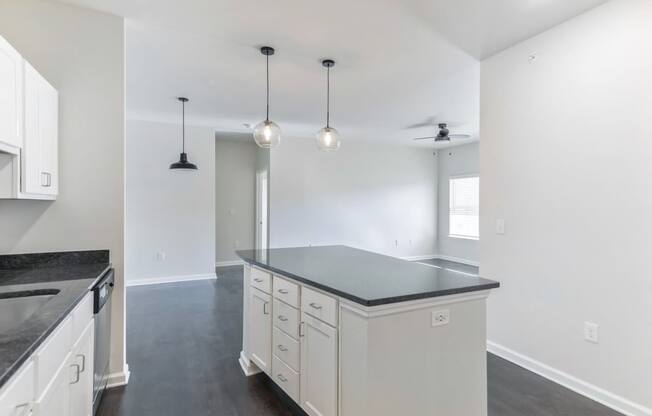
<box><xmin>239</xmin><ymin>246</ymin><xmax>499</xmax><ymax>416</ymax></box>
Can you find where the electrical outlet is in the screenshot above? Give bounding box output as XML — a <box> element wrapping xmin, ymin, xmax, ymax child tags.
<box><xmin>496</xmin><ymin>219</ymin><xmax>505</xmax><ymax>235</ymax></box>
<box><xmin>432</xmin><ymin>309</ymin><xmax>450</xmax><ymax>327</ymax></box>
<box><xmin>395</xmin><ymin>239</ymin><xmax>399</xmax><ymax>247</ymax></box>
<box><xmin>584</xmin><ymin>322</ymin><xmax>599</xmax><ymax>344</ymax></box>
<box><xmin>156</xmin><ymin>251</ymin><xmax>166</xmax><ymax>261</ymax></box>
<box><xmin>234</xmin><ymin>240</ymin><xmax>240</xmax><ymax>249</ymax></box>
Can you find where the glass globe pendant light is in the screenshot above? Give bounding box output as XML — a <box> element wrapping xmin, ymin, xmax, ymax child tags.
<box><xmin>253</xmin><ymin>46</ymin><xmax>281</xmax><ymax>148</ymax></box>
<box><xmin>316</xmin><ymin>59</ymin><xmax>341</xmax><ymax>151</ymax></box>
<box><xmin>169</xmin><ymin>97</ymin><xmax>198</xmax><ymax>170</ymax></box>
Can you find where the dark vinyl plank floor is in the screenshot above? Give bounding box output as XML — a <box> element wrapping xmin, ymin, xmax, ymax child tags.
<box><xmin>97</xmin><ymin>265</ymin><xmax>622</xmax><ymax>416</ymax></box>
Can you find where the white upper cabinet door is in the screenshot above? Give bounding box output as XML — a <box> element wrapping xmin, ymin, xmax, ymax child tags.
<box><xmin>249</xmin><ymin>287</ymin><xmax>272</xmax><ymax>375</ymax></box>
<box><xmin>23</xmin><ymin>61</ymin><xmax>58</xmax><ymax>197</ymax></box>
<box><xmin>300</xmin><ymin>313</ymin><xmax>338</xmax><ymax>416</ymax></box>
<box><xmin>0</xmin><ymin>35</ymin><xmax>23</xmax><ymax>152</ymax></box>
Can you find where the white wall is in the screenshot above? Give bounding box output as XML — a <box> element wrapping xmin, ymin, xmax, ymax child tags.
<box><xmin>126</xmin><ymin>120</ymin><xmax>215</xmax><ymax>284</ymax></box>
<box><xmin>215</xmin><ymin>139</ymin><xmax>256</xmax><ymax>263</ymax></box>
<box><xmin>270</xmin><ymin>138</ymin><xmax>437</xmax><ymax>258</ymax></box>
<box><xmin>481</xmin><ymin>0</ymin><xmax>652</xmax><ymax>414</ymax></box>
<box><xmin>437</xmin><ymin>142</ymin><xmax>480</xmax><ymax>264</ymax></box>
<box><xmin>0</xmin><ymin>0</ymin><xmax>127</xmax><ymax>378</ymax></box>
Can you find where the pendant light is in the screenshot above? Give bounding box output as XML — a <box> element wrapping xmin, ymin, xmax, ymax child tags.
<box><xmin>253</xmin><ymin>46</ymin><xmax>281</xmax><ymax>148</ymax></box>
<box><xmin>316</xmin><ymin>59</ymin><xmax>341</xmax><ymax>151</ymax></box>
<box><xmin>169</xmin><ymin>97</ymin><xmax>198</xmax><ymax>170</ymax></box>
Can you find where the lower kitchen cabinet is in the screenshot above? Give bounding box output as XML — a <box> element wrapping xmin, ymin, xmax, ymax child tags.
<box><xmin>300</xmin><ymin>313</ymin><xmax>338</xmax><ymax>416</ymax></box>
<box><xmin>0</xmin><ymin>293</ymin><xmax>95</xmax><ymax>416</ymax></box>
<box><xmin>35</xmin><ymin>353</ymin><xmax>72</xmax><ymax>416</ymax></box>
<box><xmin>69</xmin><ymin>321</ymin><xmax>94</xmax><ymax>416</ymax></box>
<box><xmin>249</xmin><ymin>287</ymin><xmax>272</xmax><ymax>375</ymax></box>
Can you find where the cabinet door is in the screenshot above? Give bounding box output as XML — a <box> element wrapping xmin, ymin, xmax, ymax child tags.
<box><xmin>35</xmin><ymin>353</ymin><xmax>71</xmax><ymax>416</ymax></box>
<box><xmin>69</xmin><ymin>321</ymin><xmax>94</xmax><ymax>416</ymax></box>
<box><xmin>0</xmin><ymin>361</ymin><xmax>34</xmax><ymax>416</ymax></box>
<box><xmin>249</xmin><ymin>287</ymin><xmax>272</xmax><ymax>375</ymax></box>
<box><xmin>0</xmin><ymin>35</ymin><xmax>23</xmax><ymax>151</ymax></box>
<box><xmin>300</xmin><ymin>313</ymin><xmax>338</xmax><ymax>416</ymax></box>
<box><xmin>23</xmin><ymin>62</ymin><xmax>58</xmax><ymax>196</ymax></box>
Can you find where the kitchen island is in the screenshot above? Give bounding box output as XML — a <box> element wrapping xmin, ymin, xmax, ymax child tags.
<box><xmin>238</xmin><ymin>245</ymin><xmax>499</xmax><ymax>416</ymax></box>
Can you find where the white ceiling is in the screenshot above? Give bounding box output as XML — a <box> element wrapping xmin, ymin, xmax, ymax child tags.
<box><xmin>59</xmin><ymin>0</ymin><xmax>609</xmax><ymax>148</ymax></box>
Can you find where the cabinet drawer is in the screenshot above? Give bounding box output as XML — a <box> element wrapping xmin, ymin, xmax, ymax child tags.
<box><xmin>273</xmin><ymin>298</ymin><xmax>299</xmax><ymax>339</ymax></box>
<box><xmin>272</xmin><ymin>355</ymin><xmax>299</xmax><ymax>403</ymax></box>
<box><xmin>250</xmin><ymin>267</ymin><xmax>271</xmax><ymax>294</ymax></box>
<box><xmin>71</xmin><ymin>292</ymin><xmax>93</xmax><ymax>345</ymax></box>
<box><xmin>301</xmin><ymin>287</ymin><xmax>338</xmax><ymax>327</ymax></box>
<box><xmin>34</xmin><ymin>316</ymin><xmax>72</xmax><ymax>398</ymax></box>
<box><xmin>273</xmin><ymin>275</ymin><xmax>299</xmax><ymax>308</ymax></box>
<box><xmin>273</xmin><ymin>327</ymin><xmax>300</xmax><ymax>371</ymax></box>
<box><xmin>0</xmin><ymin>360</ymin><xmax>34</xmax><ymax>415</ymax></box>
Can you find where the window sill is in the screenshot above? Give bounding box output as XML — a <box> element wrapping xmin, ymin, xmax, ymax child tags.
<box><xmin>449</xmin><ymin>235</ymin><xmax>479</xmax><ymax>241</ymax></box>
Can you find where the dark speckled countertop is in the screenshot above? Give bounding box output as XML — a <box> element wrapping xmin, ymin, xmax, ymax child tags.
<box><xmin>237</xmin><ymin>245</ymin><xmax>499</xmax><ymax>307</ymax></box>
<box><xmin>0</xmin><ymin>250</ymin><xmax>111</xmax><ymax>389</ymax></box>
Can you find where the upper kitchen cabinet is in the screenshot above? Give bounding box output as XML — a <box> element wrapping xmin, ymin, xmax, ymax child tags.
<box><xmin>0</xmin><ymin>34</ymin><xmax>58</xmax><ymax>200</ymax></box>
<box><xmin>0</xmin><ymin>35</ymin><xmax>23</xmax><ymax>154</ymax></box>
<box><xmin>23</xmin><ymin>62</ymin><xmax>58</xmax><ymax>197</ymax></box>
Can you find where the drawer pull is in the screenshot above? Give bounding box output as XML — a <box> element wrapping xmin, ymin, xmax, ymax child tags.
<box><xmin>70</xmin><ymin>364</ymin><xmax>81</xmax><ymax>384</ymax></box>
<box><xmin>263</xmin><ymin>302</ymin><xmax>269</xmax><ymax>315</ymax></box>
<box><xmin>15</xmin><ymin>403</ymin><xmax>30</xmax><ymax>416</ymax></box>
<box><xmin>254</xmin><ymin>278</ymin><xmax>264</xmax><ymax>283</ymax></box>
<box><xmin>277</xmin><ymin>344</ymin><xmax>288</xmax><ymax>352</ymax></box>
<box><xmin>77</xmin><ymin>353</ymin><xmax>86</xmax><ymax>372</ymax></box>
<box><xmin>299</xmin><ymin>322</ymin><xmax>305</xmax><ymax>337</ymax></box>
<box><xmin>277</xmin><ymin>374</ymin><xmax>288</xmax><ymax>383</ymax></box>
<box><xmin>278</xmin><ymin>289</ymin><xmax>289</xmax><ymax>294</ymax></box>
<box><xmin>278</xmin><ymin>315</ymin><xmax>288</xmax><ymax>322</ymax></box>
<box><xmin>309</xmin><ymin>302</ymin><xmax>322</xmax><ymax>310</ymax></box>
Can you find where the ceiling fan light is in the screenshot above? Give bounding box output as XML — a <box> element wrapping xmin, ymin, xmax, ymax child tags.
<box><xmin>253</xmin><ymin>119</ymin><xmax>281</xmax><ymax>148</ymax></box>
<box><xmin>316</xmin><ymin>126</ymin><xmax>341</xmax><ymax>151</ymax></box>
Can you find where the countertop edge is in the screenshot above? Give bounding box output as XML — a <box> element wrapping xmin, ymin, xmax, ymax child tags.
<box><xmin>0</xmin><ymin>264</ymin><xmax>112</xmax><ymax>390</ymax></box>
<box><xmin>238</xmin><ymin>256</ymin><xmax>499</xmax><ymax>307</ymax></box>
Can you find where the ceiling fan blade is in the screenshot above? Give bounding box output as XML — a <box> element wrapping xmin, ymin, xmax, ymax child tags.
<box><xmin>412</xmin><ymin>136</ymin><xmax>437</xmax><ymax>141</ymax></box>
<box><xmin>449</xmin><ymin>134</ymin><xmax>471</xmax><ymax>139</ymax></box>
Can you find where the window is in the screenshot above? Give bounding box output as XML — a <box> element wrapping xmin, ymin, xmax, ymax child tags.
<box><xmin>449</xmin><ymin>175</ymin><xmax>479</xmax><ymax>240</ymax></box>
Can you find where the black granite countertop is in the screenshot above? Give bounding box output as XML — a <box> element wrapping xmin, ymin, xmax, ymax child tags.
<box><xmin>0</xmin><ymin>250</ymin><xmax>111</xmax><ymax>389</ymax></box>
<box><xmin>237</xmin><ymin>246</ymin><xmax>499</xmax><ymax>307</ymax></box>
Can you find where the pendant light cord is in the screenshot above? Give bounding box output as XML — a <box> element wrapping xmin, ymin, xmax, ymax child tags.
<box><xmin>326</xmin><ymin>65</ymin><xmax>331</xmax><ymax>128</ymax></box>
<box><xmin>266</xmin><ymin>53</ymin><xmax>270</xmax><ymax>121</ymax></box>
<box><xmin>182</xmin><ymin>99</ymin><xmax>186</xmax><ymax>153</ymax></box>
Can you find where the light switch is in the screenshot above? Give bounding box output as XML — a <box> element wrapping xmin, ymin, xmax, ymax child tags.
<box><xmin>496</xmin><ymin>219</ymin><xmax>505</xmax><ymax>235</ymax></box>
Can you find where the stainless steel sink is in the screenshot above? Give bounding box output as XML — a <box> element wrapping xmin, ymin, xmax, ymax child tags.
<box><xmin>0</xmin><ymin>290</ymin><xmax>60</xmax><ymax>334</ymax></box>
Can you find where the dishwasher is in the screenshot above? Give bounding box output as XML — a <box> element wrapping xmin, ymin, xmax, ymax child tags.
<box><xmin>92</xmin><ymin>269</ymin><xmax>114</xmax><ymax>415</ymax></box>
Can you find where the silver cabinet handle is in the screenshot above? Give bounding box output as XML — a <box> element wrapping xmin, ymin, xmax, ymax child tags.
<box><xmin>70</xmin><ymin>364</ymin><xmax>81</xmax><ymax>384</ymax></box>
<box><xmin>40</xmin><ymin>172</ymin><xmax>52</xmax><ymax>187</ymax></box>
<box><xmin>277</xmin><ymin>315</ymin><xmax>288</xmax><ymax>322</ymax></box>
<box><xmin>15</xmin><ymin>403</ymin><xmax>31</xmax><ymax>416</ymax></box>
<box><xmin>299</xmin><ymin>321</ymin><xmax>305</xmax><ymax>337</ymax></box>
<box><xmin>263</xmin><ymin>301</ymin><xmax>269</xmax><ymax>315</ymax></box>
<box><xmin>276</xmin><ymin>374</ymin><xmax>288</xmax><ymax>383</ymax></box>
<box><xmin>277</xmin><ymin>344</ymin><xmax>288</xmax><ymax>352</ymax></box>
<box><xmin>254</xmin><ymin>278</ymin><xmax>264</xmax><ymax>283</ymax></box>
<box><xmin>77</xmin><ymin>353</ymin><xmax>86</xmax><ymax>372</ymax></box>
<box><xmin>309</xmin><ymin>302</ymin><xmax>322</xmax><ymax>310</ymax></box>
<box><xmin>277</xmin><ymin>289</ymin><xmax>289</xmax><ymax>294</ymax></box>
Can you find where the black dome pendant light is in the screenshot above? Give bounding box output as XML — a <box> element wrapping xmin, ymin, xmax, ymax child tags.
<box><xmin>170</xmin><ymin>97</ymin><xmax>198</xmax><ymax>170</ymax></box>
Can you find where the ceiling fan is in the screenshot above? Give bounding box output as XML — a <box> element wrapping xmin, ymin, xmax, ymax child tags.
<box><xmin>412</xmin><ymin>123</ymin><xmax>471</xmax><ymax>142</ymax></box>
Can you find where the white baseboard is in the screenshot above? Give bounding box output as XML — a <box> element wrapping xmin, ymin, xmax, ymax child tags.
<box><xmin>215</xmin><ymin>260</ymin><xmax>244</xmax><ymax>267</ymax></box>
<box><xmin>106</xmin><ymin>364</ymin><xmax>130</xmax><ymax>388</ymax></box>
<box><xmin>238</xmin><ymin>351</ymin><xmax>261</xmax><ymax>377</ymax></box>
<box><xmin>487</xmin><ymin>341</ymin><xmax>652</xmax><ymax>416</ymax></box>
<box><xmin>126</xmin><ymin>272</ymin><xmax>217</xmax><ymax>287</ymax></box>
